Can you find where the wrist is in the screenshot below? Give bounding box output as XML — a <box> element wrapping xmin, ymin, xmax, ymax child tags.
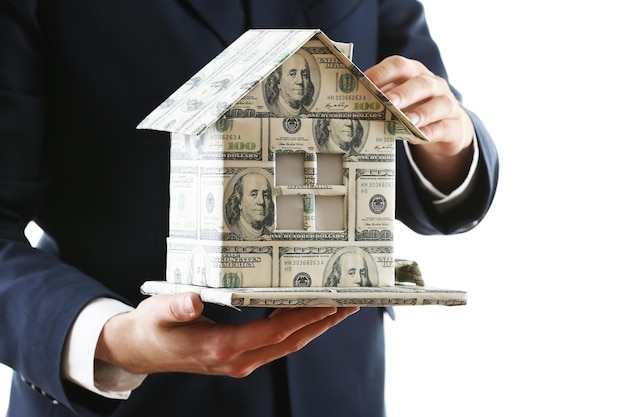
<box><xmin>410</xmin><ymin>140</ymin><xmax>474</xmax><ymax>194</ymax></box>
<box><xmin>95</xmin><ymin>310</ymin><xmax>136</xmax><ymax>372</ymax></box>
<box><xmin>62</xmin><ymin>298</ymin><xmax>140</xmax><ymax>398</ymax></box>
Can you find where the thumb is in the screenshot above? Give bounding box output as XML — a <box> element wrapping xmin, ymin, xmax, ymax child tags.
<box><xmin>155</xmin><ymin>292</ymin><xmax>205</xmax><ymax>324</ymax></box>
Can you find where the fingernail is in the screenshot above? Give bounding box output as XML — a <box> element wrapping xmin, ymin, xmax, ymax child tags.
<box><xmin>183</xmin><ymin>294</ymin><xmax>195</xmax><ymax>315</ymax></box>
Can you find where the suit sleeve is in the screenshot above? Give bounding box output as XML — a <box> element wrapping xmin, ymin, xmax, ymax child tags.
<box><xmin>376</xmin><ymin>0</ymin><xmax>499</xmax><ymax>234</ymax></box>
<box><xmin>396</xmin><ymin>111</ymin><xmax>499</xmax><ymax>235</ymax></box>
<box><xmin>0</xmin><ymin>1</ymin><xmax>124</xmax><ymax>414</ymax></box>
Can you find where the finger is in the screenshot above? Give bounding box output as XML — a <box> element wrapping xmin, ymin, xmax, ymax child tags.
<box><xmin>230</xmin><ymin>307</ymin><xmax>341</xmax><ymax>352</ymax></box>
<box><xmin>416</xmin><ymin>119</ymin><xmax>456</xmax><ymax>145</ymax></box>
<box><xmin>403</xmin><ymin>94</ymin><xmax>457</xmax><ymax>128</ymax></box>
<box><xmin>268</xmin><ymin>307</ymin><xmax>296</xmax><ymax>318</ymax></box>
<box><xmin>364</xmin><ymin>56</ymin><xmax>431</xmax><ymax>94</ymax></box>
<box><xmin>386</xmin><ymin>74</ymin><xmax>450</xmax><ymax>116</ymax></box>
<box><xmin>147</xmin><ymin>293</ymin><xmax>205</xmax><ymax>326</ymax></box>
<box><xmin>417</xmin><ymin>114</ymin><xmax>474</xmax><ymax>157</ymax></box>
<box><xmin>256</xmin><ymin>307</ymin><xmax>360</xmax><ymax>359</ymax></box>
<box><xmin>224</xmin><ymin>307</ymin><xmax>361</xmax><ymax>377</ymax></box>
<box><xmin>192</xmin><ymin>307</ymin><xmax>345</xmax><ymax>376</ymax></box>
<box><xmin>377</xmin><ymin>81</ymin><xmax>400</xmax><ymax>95</ymax></box>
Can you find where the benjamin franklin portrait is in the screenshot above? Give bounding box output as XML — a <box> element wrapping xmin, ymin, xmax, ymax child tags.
<box><xmin>263</xmin><ymin>51</ymin><xmax>320</xmax><ymax>117</ymax></box>
<box><xmin>313</xmin><ymin>118</ymin><xmax>366</xmax><ymax>156</ymax></box>
<box><xmin>224</xmin><ymin>169</ymin><xmax>275</xmax><ymax>240</ymax></box>
<box><xmin>323</xmin><ymin>248</ymin><xmax>378</xmax><ymax>287</ymax></box>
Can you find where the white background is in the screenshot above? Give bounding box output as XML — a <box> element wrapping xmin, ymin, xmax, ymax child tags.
<box><xmin>385</xmin><ymin>0</ymin><xmax>626</xmax><ymax>415</ymax></box>
<box><xmin>2</xmin><ymin>0</ymin><xmax>626</xmax><ymax>415</ymax></box>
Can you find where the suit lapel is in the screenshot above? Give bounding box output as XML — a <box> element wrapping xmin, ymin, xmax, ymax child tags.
<box><xmin>248</xmin><ymin>0</ymin><xmax>366</xmax><ymax>33</ymax></box>
<box><xmin>177</xmin><ymin>0</ymin><xmax>364</xmax><ymax>46</ymax></box>
<box><xmin>180</xmin><ymin>0</ymin><xmax>246</xmax><ymax>46</ymax></box>
<box><xmin>246</xmin><ymin>0</ymin><xmax>303</xmax><ymax>28</ymax></box>
<box><xmin>305</xmin><ymin>0</ymin><xmax>363</xmax><ymax>32</ymax></box>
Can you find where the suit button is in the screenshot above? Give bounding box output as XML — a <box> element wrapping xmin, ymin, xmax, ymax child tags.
<box><xmin>20</xmin><ymin>374</ymin><xmax>61</xmax><ymax>405</ymax></box>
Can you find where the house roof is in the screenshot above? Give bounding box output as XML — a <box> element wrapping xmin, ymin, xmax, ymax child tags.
<box><xmin>137</xmin><ymin>29</ymin><xmax>428</xmax><ymax>142</ymax></box>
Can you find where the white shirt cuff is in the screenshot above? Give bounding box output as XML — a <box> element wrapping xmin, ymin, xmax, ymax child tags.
<box><xmin>62</xmin><ymin>298</ymin><xmax>147</xmax><ymax>399</ymax></box>
<box><xmin>403</xmin><ymin>135</ymin><xmax>479</xmax><ymax>212</ymax></box>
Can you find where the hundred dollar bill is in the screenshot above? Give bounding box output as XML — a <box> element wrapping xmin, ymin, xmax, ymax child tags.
<box><xmin>304</xmin><ymin>33</ymin><xmax>428</xmax><ymax>142</ymax></box>
<box><xmin>170</xmin><ymin>117</ymin><xmax>264</xmax><ymax>161</ymax></box>
<box><xmin>196</xmin><ymin>164</ymin><xmax>352</xmax><ymax>243</ymax></box>
<box><xmin>269</xmin><ymin>118</ymin><xmax>405</xmax><ymax>160</ymax></box>
<box><xmin>169</xmin><ymin>164</ymin><xmax>199</xmax><ymax>239</ymax></box>
<box><xmin>225</xmin><ymin>39</ymin><xmax>393</xmax><ymax>120</ymax></box>
<box><xmin>354</xmin><ymin>168</ymin><xmax>395</xmax><ymax>241</ymax></box>
<box><xmin>141</xmin><ymin>282</ymin><xmax>467</xmax><ymax>307</ymax></box>
<box><xmin>137</xmin><ymin>29</ymin><xmax>428</xmax><ymax>142</ymax></box>
<box><xmin>200</xmin><ymin>166</ymin><xmax>277</xmax><ymax>241</ymax></box>
<box><xmin>199</xmin><ymin>165</ymin><xmax>227</xmax><ymax>239</ymax></box>
<box><xmin>137</xmin><ymin>29</ymin><xmax>320</xmax><ymax>135</ymax></box>
<box><xmin>279</xmin><ymin>245</ymin><xmax>395</xmax><ymax>287</ymax></box>
<box><xmin>266</xmin><ymin>229</ymin><xmax>349</xmax><ymax>242</ymax></box>
<box><xmin>165</xmin><ymin>239</ymin><xmax>274</xmax><ymax>287</ymax></box>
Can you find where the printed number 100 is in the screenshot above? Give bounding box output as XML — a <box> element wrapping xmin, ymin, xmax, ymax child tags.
<box><xmin>227</xmin><ymin>142</ymin><xmax>257</xmax><ymax>150</ymax></box>
<box><xmin>354</xmin><ymin>102</ymin><xmax>381</xmax><ymax>110</ymax></box>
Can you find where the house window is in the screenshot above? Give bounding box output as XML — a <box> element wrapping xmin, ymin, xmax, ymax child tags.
<box><xmin>275</xmin><ymin>153</ymin><xmax>305</xmax><ymax>185</ymax></box>
<box><xmin>315</xmin><ymin>195</ymin><xmax>344</xmax><ymax>230</ymax></box>
<box><xmin>317</xmin><ymin>154</ymin><xmax>343</xmax><ymax>185</ymax></box>
<box><xmin>276</xmin><ymin>195</ymin><xmax>304</xmax><ymax>230</ymax></box>
<box><xmin>274</xmin><ymin>152</ymin><xmax>346</xmax><ymax>231</ymax></box>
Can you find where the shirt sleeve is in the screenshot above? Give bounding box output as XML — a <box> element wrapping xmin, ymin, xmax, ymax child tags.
<box><xmin>62</xmin><ymin>298</ymin><xmax>147</xmax><ymax>400</ymax></box>
<box><xmin>403</xmin><ymin>135</ymin><xmax>480</xmax><ymax>215</ymax></box>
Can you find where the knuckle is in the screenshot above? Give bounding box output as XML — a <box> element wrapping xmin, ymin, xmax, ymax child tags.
<box><xmin>430</xmin><ymin>73</ymin><xmax>446</xmax><ymax>86</ymax></box>
<box><xmin>285</xmin><ymin>338</ymin><xmax>309</xmax><ymax>354</ymax></box>
<box><xmin>386</xmin><ymin>55</ymin><xmax>407</xmax><ymax>68</ymax></box>
<box><xmin>421</xmin><ymin>74</ymin><xmax>439</xmax><ymax>92</ymax></box>
<box><xmin>442</xmin><ymin>94</ymin><xmax>459</xmax><ymax>113</ymax></box>
<box><xmin>418</xmin><ymin>74</ymin><xmax>446</xmax><ymax>97</ymax></box>
<box><xmin>441</xmin><ymin>92</ymin><xmax>455</xmax><ymax>106</ymax></box>
<box><xmin>418</xmin><ymin>104</ymin><xmax>434</xmax><ymax>122</ymax></box>
<box><xmin>390</xmin><ymin>55</ymin><xmax>418</xmax><ymax>76</ymax></box>
<box><xmin>261</xmin><ymin>327</ymin><xmax>290</xmax><ymax>345</ymax></box>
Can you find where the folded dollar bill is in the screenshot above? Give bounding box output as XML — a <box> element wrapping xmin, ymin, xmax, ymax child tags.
<box><xmin>140</xmin><ymin>281</ymin><xmax>466</xmax><ymax>308</ymax></box>
<box><xmin>140</xmin><ymin>259</ymin><xmax>466</xmax><ymax>308</ymax></box>
<box><xmin>136</xmin><ymin>29</ymin><xmax>456</xmax><ymax>300</ymax></box>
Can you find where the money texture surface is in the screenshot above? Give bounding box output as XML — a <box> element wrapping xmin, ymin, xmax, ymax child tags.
<box><xmin>138</xmin><ymin>30</ymin><xmax>436</xmax><ymax>291</ymax></box>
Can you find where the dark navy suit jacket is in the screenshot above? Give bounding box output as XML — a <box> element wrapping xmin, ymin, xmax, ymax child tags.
<box><xmin>0</xmin><ymin>0</ymin><xmax>498</xmax><ymax>416</ymax></box>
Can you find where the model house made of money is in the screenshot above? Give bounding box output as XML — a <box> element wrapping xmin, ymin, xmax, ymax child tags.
<box><xmin>138</xmin><ymin>29</ymin><xmax>427</xmax><ymax>289</ymax></box>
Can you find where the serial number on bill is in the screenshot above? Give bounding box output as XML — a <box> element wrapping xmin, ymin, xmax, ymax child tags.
<box><xmin>327</xmin><ymin>94</ymin><xmax>366</xmax><ymax>101</ymax></box>
<box><xmin>284</xmin><ymin>259</ymin><xmax>323</xmax><ymax>266</ymax></box>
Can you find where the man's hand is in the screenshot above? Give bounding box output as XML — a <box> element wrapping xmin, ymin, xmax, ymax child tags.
<box><xmin>95</xmin><ymin>293</ymin><xmax>359</xmax><ymax>377</ymax></box>
<box><xmin>365</xmin><ymin>56</ymin><xmax>474</xmax><ymax>193</ymax></box>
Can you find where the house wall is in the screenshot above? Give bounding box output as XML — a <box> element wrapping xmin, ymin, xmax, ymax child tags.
<box><xmin>165</xmin><ymin>115</ymin><xmax>400</xmax><ymax>287</ymax></box>
<box><xmin>162</xmin><ymin>39</ymin><xmax>414</xmax><ymax>288</ymax></box>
